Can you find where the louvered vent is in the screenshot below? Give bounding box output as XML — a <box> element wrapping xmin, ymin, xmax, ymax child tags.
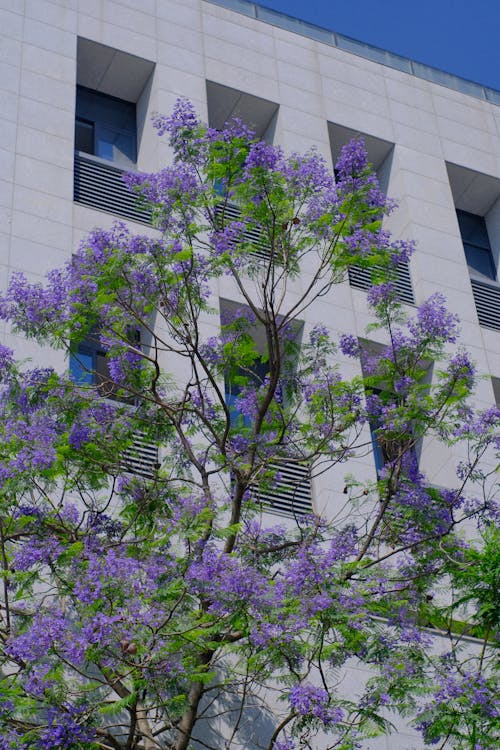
<box><xmin>251</xmin><ymin>460</ymin><xmax>312</xmax><ymax>516</ymax></box>
<box><xmin>348</xmin><ymin>263</ymin><xmax>414</xmax><ymax>304</ymax></box>
<box><xmin>214</xmin><ymin>202</ymin><xmax>269</xmax><ymax>260</ymax></box>
<box><xmin>471</xmin><ymin>279</ymin><xmax>500</xmax><ymax>331</ymax></box>
<box><xmin>74</xmin><ymin>153</ymin><xmax>151</xmax><ymax>225</ymax></box>
<box><xmin>122</xmin><ymin>432</ymin><xmax>159</xmax><ymax>479</ymax></box>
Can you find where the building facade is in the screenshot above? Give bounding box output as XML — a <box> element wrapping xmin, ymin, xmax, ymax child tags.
<box><xmin>1</xmin><ymin>1</ymin><xmax>499</xmax><ymax>747</ymax></box>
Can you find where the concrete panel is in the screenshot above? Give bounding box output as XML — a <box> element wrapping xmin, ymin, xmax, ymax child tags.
<box><xmin>13</xmin><ymin>185</ymin><xmax>73</xmax><ymax>225</ymax></box>
<box><xmin>23</xmin><ymin>18</ymin><xmax>75</xmax><ymax>57</ymax></box>
<box><xmin>20</xmin><ymin>69</ymin><xmax>74</xmax><ymax>110</ymax></box>
<box><xmin>102</xmin><ymin>1</ymin><xmax>157</xmax><ymax>39</ymax></box>
<box><xmin>0</xmin><ymin>61</ymin><xmax>20</xmax><ymax>94</ymax></box>
<box><xmin>0</xmin><ymin>8</ymin><xmax>23</xmax><ymax>40</ymax></box>
<box><xmin>18</xmin><ymin>96</ymin><xmax>74</xmax><ymax>140</ymax></box>
<box><xmin>25</xmin><ymin>0</ymin><xmax>77</xmax><ymax>31</ymax></box>
<box><xmin>14</xmin><ymin>154</ymin><xmax>73</xmax><ymax>200</ymax></box>
<box><xmin>16</xmin><ymin>126</ymin><xmax>74</xmax><ymax>170</ymax></box>
<box><xmin>22</xmin><ymin>44</ymin><xmax>75</xmax><ymax>83</ymax></box>
<box><xmin>202</xmin><ymin>13</ymin><xmax>275</xmax><ymax>57</ymax></box>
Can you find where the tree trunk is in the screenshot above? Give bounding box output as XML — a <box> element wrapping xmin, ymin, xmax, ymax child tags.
<box><xmin>136</xmin><ymin>703</ymin><xmax>158</xmax><ymax>750</ymax></box>
<box><xmin>174</xmin><ymin>649</ymin><xmax>214</xmax><ymax>750</ymax></box>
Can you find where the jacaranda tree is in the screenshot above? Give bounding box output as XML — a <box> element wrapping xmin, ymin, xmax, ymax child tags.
<box><xmin>0</xmin><ymin>100</ymin><xmax>498</xmax><ymax>750</ymax></box>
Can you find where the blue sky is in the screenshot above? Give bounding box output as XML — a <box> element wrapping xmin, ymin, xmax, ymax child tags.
<box><xmin>260</xmin><ymin>0</ymin><xmax>500</xmax><ymax>91</ymax></box>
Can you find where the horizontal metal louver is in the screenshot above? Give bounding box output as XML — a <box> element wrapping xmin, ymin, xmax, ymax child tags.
<box><xmin>348</xmin><ymin>263</ymin><xmax>414</xmax><ymax>304</ymax></box>
<box><xmin>74</xmin><ymin>153</ymin><xmax>151</xmax><ymax>225</ymax></box>
<box><xmin>214</xmin><ymin>202</ymin><xmax>270</xmax><ymax>261</ymax></box>
<box><xmin>471</xmin><ymin>279</ymin><xmax>500</xmax><ymax>331</ymax></box>
<box><xmin>251</xmin><ymin>460</ymin><xmax>312</xmax><ymax>516</ymax></box>
<box><xmin>122</xmin><ymin>432</ymin><xmax>159</xmax><ymax>479</ymax></box>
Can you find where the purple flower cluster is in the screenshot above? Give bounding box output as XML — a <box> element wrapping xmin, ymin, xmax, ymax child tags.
<box><xmin>152</xmin><ymin>97</ymin><xmax>201</xmax><ymax>159</ymax></box>
<box><xmin>309</xmin><ymin>324</ymin><xmax>330</xmax><ymax>346</ymax></box>
<box><xmin>289</xmin><ymin>683</ymin><xmax>344</xmax><ymax>726</ymax></box>
<box><xmin>367</xmin><ymin>282</ymin><xmax>396</xmax><ymax>307</ymax></box>
<box><xmin>244</xmin><ymin>141</ymin><xmax>282</xmax><ymax>174</ymax></box>
<box><xmin>210</xmin><ymin>221</ymin><xmax>247</xmax><ymax>257</ymax></box>
<box><xmin>0</xmin><ymin>343</ymin><xmax>14</xmax><ymax>380</ymax></box>
<box><xmin>339</xmin><ymin>334</ymin><xmax>359</xmax><ymax>358</ymax></box>
<box><xmin>273</xmin><ymin>740</ymin><xmax>295</xmax><ymax>750</ymax></box>
<box><xmin>409</xmin><ymin>293</ymin><xmax>459</xmax><ymax>344</ymax></box>
<box><xmin>37</xmin><ymin>706</ymin><xmax>96</xmax><ymax>749</ymax></box>
<box><xmin>13</xmin><ymin>535</ymin><xmax>62</xmax><ymax>572</ymax></box>
<box><xmin>335</xmin><ymin>138</ymin><xmax>368</xmax><ymax>179</ymax></box>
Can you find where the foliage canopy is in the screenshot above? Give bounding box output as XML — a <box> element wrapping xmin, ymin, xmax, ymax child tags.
<box><xmin>0</xmin><ymin>100</ymin><xmax>498</xmax><ymax>750</ymax></box>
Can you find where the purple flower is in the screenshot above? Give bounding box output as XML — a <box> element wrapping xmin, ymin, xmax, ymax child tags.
<box><xmin>339</xmin><ymin>334</ymin><xmax>359</xmax><ymax>357</ymax></box>
<box><xmin>152</xmin><ymin>98</ymin><xmax>201</xmax><ymax>159</ymax></box>
<box><xmin>244</xmin><ymin>141</ymin><xmax>282</xmax><ymax>174</ymax></box>
<box><xmin>210</xmin><ymin>221</ymin><xmax>247</xmax><ymax>257</ymax></box>
<box><xmin>447</xmin><ymin>349</ymin><xmax>476</xmax><ymax>385</ymax></box>
<box><xmin>309</xmin><ymin>324</ymin><xmax>329</xmax><ymax>346</ymax></box>
<box><xmin>409</xmin><ymin>293</ymin><xmax>459</xmax><ymax>343</ymax></box>
<box><xmin>68</xmin><ymin>423</ymin><xmax>91</xmax><ymax>449</ymax></box>
<box><xmin>335</xmin><ymin>138</ymin><xmax>368</xmax><ymax>178</ymax></box>
<box><xmin>13</xmin><ymin>536</ymin><xmax>62</xmax><ymax>571</ymax></box>
<box><xmin>37</xmin><ymin>705</ymin><xmax>96</xmax><ymax>749</ymax></box>
<box><xmin>289</xmin><ymin>683</ymin><xmax>344</xmax><ymax>726</ymax></box>
<box><xmin>367</xmin><ymin>282</ymin><xmax>396</xmax><ymax>307</ymax></box>
<box><xmin>0</xmin><ymin>344</ymin><xmax>14</xmax><ymax>379</ymax></box>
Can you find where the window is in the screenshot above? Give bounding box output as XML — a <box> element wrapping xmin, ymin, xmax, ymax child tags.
<box><xmin>220</xmin><ymin>300</ymin><xmax>300</xmax><ymax>428</ymax></box>
<box><xmin>456</xmin><ymin>209</ymin><xmax>496</xmax><ymax>280</ymax></box>
<box><xmin>360</xmin><ymin>340</ymin><xmax>420</xmax><ymax>477</ymax></box>
<box><xmin>369</xmin><ymin>404</ymin><xmax>407</xmax><ymax>475</ymax></box>
<box><xmin>225</xmin><ymin>357</ymin><xmax>269</xmax><ymax>428</ymax></box>
<box><xmin>447</xmin><ymin>162</ymin><xmax>500</xmax><ymax>330</ymax></box>
<box><xmin>74</xmin><ymin>38</ymin><xmax>154</xmax><ymax>224</ymax></box>
<box><xmin>75</xmin><ymin>86</ymin><xmax>137</xmax><ymax>169</ymax></box>
<box><xmin>206</xmin><ymin>81</ymin><xmax>279</xmax><ymax>142</ymax></box>
<box><xmin>366</xmin><ymin>389</ymin><xmax>417</xmax><ymax>477</ymax></box>
<box><xmin>69</xmin><ymin>330</ymin><xmax>159</xmax><ymax>477</ymax></box>
<box><xmin>328</xmin><ymin>122</ymin><xmax>393</xmax><ymax>192</ymax></box>
<box><xmin>221</xmin><ymin>301</ymin><xmax>310</xmax><ymax>516</ymax></box>
<box><xmin>492</xmin><ymin>377</ymin><xmax>500</xmax><ymax>406</ymax></box>
<box><xmin>70</xmin><ymin>330</ymin><xmax>116</xmax><ymax>399</ymax></box>
<box><xmin>69</xmin><ymin>328</ymin><xmax>140</xmax><ymax>402</ymax></box>
<box><xmin>207</xmin><ymin>82</ymin><xmax>279</xmax><ymax>260</ymax></box>
<box><xmin>329</xmin><ymin>122</ymin><xmax>415</xmax><ymax>304</ymax></box>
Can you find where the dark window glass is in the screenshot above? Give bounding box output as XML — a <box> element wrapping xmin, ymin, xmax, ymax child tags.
<box><xmin>457</xmin><ymin>209</ymin><xmax>496</xmax><ymax>280</ymax></box>
<box><xmin>70</xmin><ymin>328</ymin><xmax>140</xmax><ymax>402</ymax></box>
<box><xmin>70</xmin><ymin>332</ymin><xmax>114</xmax><ymax>398</ymax></box>
<box><xmin>225</xmin><ymin>358</ymin><xmax>270</xmax><ymax>427</ymax></box>
<box><xmin>75</xmin><ymin>117</ymin><xmax>94</xmax><ymax>154</ymax></box>
<box><xmin>370</xmin><ymin>424</ymin><xmax>406</xmax><ymax>474</ymax></box>
<box><xmin>75</xmin><ymin>86</ymin><xmax>137</xmax><ymax>167</ymax></box>
<box><xmin>367</xmin><ymin>389</ymin><xmax>416</xmax><ymax>475</ymax></box>
<box><xmin>69</xmin><ymin>343</ymin><xmax>95</xmax><ymax>386</ymax></box>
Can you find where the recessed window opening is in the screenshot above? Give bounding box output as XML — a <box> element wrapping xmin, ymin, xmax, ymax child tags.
<box><xmin>328</xmin><ymin>121</ymin><xmax>394</xmax><ymax>192</ymax></box>
<box><xmin>447</xmin><ymin>162</ymin><xmax>500</xmax><ymax>283</ymax></box>
<box><xmin>220</xmin><ymin>299</ymin><xmax>303</xmax><ymax>428</ymax></box>
<box><xmin>206</xmin><ymin>80</ymin><xmax>279</xmax><ymax>142</ymax></box>
<box><xmin>492</xmin><ymin>377</ymin><xmax>500</xmax><ymax>406</ymax></box>
<box><xmin>70</xmin><ymin>327</ymin><xmax>141</xmax><ymax>403</ymax></box>
<box><xmin>456</xmin><ymin>209</ymin><xmax>496</xmax><ymax>281</ymax></box>
<box><xmin>76</xmin><ymin>86</ymin><xmax>137</xmax><ymax>168</ymax></box>
<box><xmin>360</xmin><ymin>340</ymin><xmax>423</xmax><ymax>475</ymax></box>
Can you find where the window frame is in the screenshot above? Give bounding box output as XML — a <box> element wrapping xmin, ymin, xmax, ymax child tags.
<box><xmin>75</xmin><ymin>85</ymin><xmax>138</xmax><ymax>169</ymax></box>
<box><xmin>456</xmin><ymin>209</ymin><xmax>497</xmax><ymax>281</ymax></box>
